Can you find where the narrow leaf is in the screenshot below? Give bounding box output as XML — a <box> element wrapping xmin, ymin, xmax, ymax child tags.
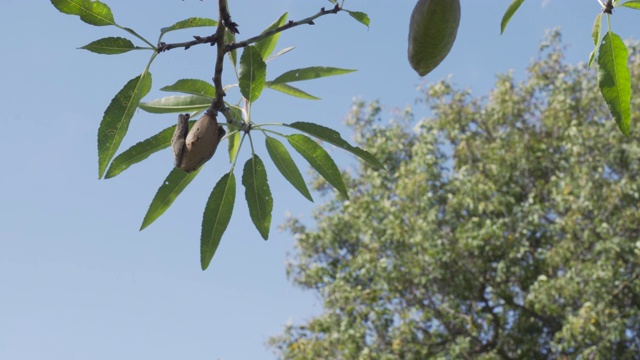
<box><xmin>140</xmin><ymin>167</ymin><xmax>201</xmax><ymax>231</ymax></box>
<box><xmin>287</xmin><ymin>122</ymin><xmax>385</xmax><ymax>170</ymax></box>
<box><xmin>500</xmin><ymin>0</ymin><xmax>525</xmax><ymax>34</ymax></box>
<box><xmin>344</xmin><ymin>10</ymin><xmax>370</xmax><ymax>28</ymax></box>
<box><xmin>139</xmin><ymin>95</ymin><xmax>211</xmax><ymax>114</ymax></box>
<box><xmin>588</xmin><ymin>14</ymin><xmax>603</xmax><ymax>67</ymax></box>
<box><xmin>288</xmin><ymin>134</ymin><xmax>348</xmax><ymax>199</ymax></box>
<box><xmin>266</xmin><ymin>46</ymin><xmax>295</xmax><ymax>62</ymax></box>
<box><xmin>80</xmin><ymin>37</ymin><xmax>140</xmax><ymax>54</ymax></box>
<box><xmin>105</xmin><ymin>120</ymin><xmax>195</xmax><ymax>178</ymax></box>
<box><xmin>201</xmin><ymin>172</ymin><xmax>236</xmax><ymax>270</ymax></box>
<box><xmin>242</xmin><ymin>155</ymin><xmax>273</xmax><ymax>240</ymax></box>
<box><xmin>239</xmin><ymin>46</ymin><xmax>267</xmax><ymax>102</ymax></box>
<box><xmin>620</xmin><ymin>1</ymin><xmax>640</xmax><ymax>9</ymax></box>
<box><xmin>265</xmin><ymin>137</ymin><xmax>313</xmax><ymax>202</ymax></box>
<box><xmin>224</xmin><ymin>105</ymin><xmax>244</xmax><ymax>163</ymax></box>
<box><xmin>160</xmin><ymin>79</ymin><xmax>216</xmax><ymax>98</ymax></box>
<box><xmin>597</xmin><ymin>31</ymin><xmax>632</xmax><ymax>135</ymax></box>
<box><xmin>271</xmin><ymin>67</ymin><xmax>356</xmax><ymax>84</ymax></box>
<box><xmin>225</xmin><ymin>30</ymin><xmax>238</xmax><ymax>71</ymax></box>
<box><xmin>255</xmin><ymin>12</ymin><xmax>288</xmax><ymax>59</ymax></box>
<box><xmin>98</xmin><ymin>72</ymin><xmax>152</xmax><ymax>178</ymax></box>
<box><xmin>266</xmin><ymin>82</ymin><xmax>320</xmax><ymax>100</ymax></box>
<box><xmin>51</xmin><ymin>0</ymin><xmax>116</xmax><ymax>26</ymax></box>
<box><xmin>160</xmin><ymin>17</ymin><xmax>217</xmax><ymax>39</ymax></box>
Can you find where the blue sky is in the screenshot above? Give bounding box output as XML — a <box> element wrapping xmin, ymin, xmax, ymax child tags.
<box><xmin>0</xmin><ymin>1</ymin><xmax>636</xmax><ymax>359</ymax></box>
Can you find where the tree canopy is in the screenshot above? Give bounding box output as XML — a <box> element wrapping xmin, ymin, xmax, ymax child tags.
<box><xmin>269</xmin><ymin>35</ymin><xmax>640</xmax><ymax>359</ymax></box>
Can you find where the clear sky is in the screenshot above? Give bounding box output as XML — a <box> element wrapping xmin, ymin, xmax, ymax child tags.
<box><xmin>0</xmin><ymin>1</ymin><xmax>636</xmax><ymax>359</ymax></box>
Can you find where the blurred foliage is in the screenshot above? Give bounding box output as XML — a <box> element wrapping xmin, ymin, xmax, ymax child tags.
<box><xmin>269</xmin><ymin>35</ymin><xmax>640</xmax><ymax>359</ymax></box>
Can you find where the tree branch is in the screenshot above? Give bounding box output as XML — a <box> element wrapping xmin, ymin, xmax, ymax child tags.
<box><xmin>156</xmin><ymin>34</ymin><xmax>218</xmax><ymax>53</ymax></box>
<box><xmin>225</xmin><ymin>4</ymin><xmax>341</xmax><ymax>53</ymax></box>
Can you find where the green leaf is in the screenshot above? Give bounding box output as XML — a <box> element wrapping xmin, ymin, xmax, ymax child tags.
<box><xmin>105</xmin><ymin>120</ymin><xmax>196</xmax><ymax>178</ymax></box>
<box><xmin>597</xmin><ymin>31</ymin><xmax>632</xmax><ymax>136</ymax></box>
<box><xmin>51</xmin><ymin>0</ymin><xmax>115</xmax><ymax>26</ymax></box>
<box><xmin>225</xmin><ymin>30</ymin><xmax>238</xmax><ymax>71</ymax></box>
<box><xmin>239</xmin><ymin>46</ymin><xmax>267</xmax><ymax>102</ymax></box>
<box><xmin>242</xmin><ymin>155</ymin><xmax>273</xmax><ymax>240</ymax></box>
<box><xmin>98</xmin><ymin>72</ymin><xmax>152</xmax><ymax>179</ymax></box>
<box><xmin>255</xmin><ymin>12</ymin><xmax>288</xmax><ymax>59</ymax></box>
<box><xmin>80</xmin><ymin>37</ymin><xmax>141</xmax><ymax>54</ymax></box>
<box><xmin>500</xmin><ymin>0</ymin><xmax>525</xmax><ymax>35</ymax></box>
<box><xmin>344</xmin><ymin>10</ymin><xmax>370</xmax><ymax>28</ymax></box>
<box><xmin>159</xmin><ymin>17</ymin><xmax>217</xmax><ymax>40</ymax></box>
<box><xmin>140</xmin><ymin>167</ymin><xmax>201</xmax><ymax>231</ymax></box>
<box><xmin>266</xmin><ymin>82</ymin><xmax>320</xmax><ymax>100</ymax></box>
<box><xmin>139</xmin><ymin>95</ymin><xmax>211</xmax><ymax>114</ymax></box>
<box><xmin>588</xmin><ymin>13</ymin><xmax>603</xmax><ymax>67</ymax></box>
<box><xmin>160</xmin><ymin>79</ymin><xmax>216</xmax><ymax>98</ymax></box>
<box><xmin>271</xmin><ymin>67</ymin><xmax>356</xmax><ymax>84</ymax></box>
<box><xmin>286</xmin><ymin>122</ymin><xmax>385</xmax><ymax>170</ymax></box>
<box><xmin>265</xmin><ymin>137</ymin><xmax>313</xmax><ymax>202</ymax></box>
<box><xmin>201</xmin><ymin>172</ymin><xmax>236</xmax><ymax>270</ymax></box>
<box><xmin>620</xmin><ymin>1</ymin><xmax>640</xmax><ymax>9</ymax></box>
<box><xmin>288</xmin><ymin>134</ymin><xmax>348</xmax><ymax>199</ymax></box>
<box><xmin>224</xmin><ymin>105</ymin><xmax>244</xmax><ymax>163</ymax></box>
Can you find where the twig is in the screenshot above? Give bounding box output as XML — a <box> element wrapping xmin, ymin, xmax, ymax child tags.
<box><xmin>225</xmin><ymin>4</ymin><xmax>341</xmax><ymax>53</ymax></box>
<box><xmin>156</xmin><ymin>34</ymin><xmax>218</xmax><ymax>52</ymax></box>
<box><xmin>211</xmin><ymin>0</ymin><xmax>232</xmax><ymax>112</ymax></box>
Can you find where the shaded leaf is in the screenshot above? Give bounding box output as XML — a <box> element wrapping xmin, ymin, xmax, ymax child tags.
<box><xmin>288</xmin><ymin>134</ymin><xmax>348</xmax><ymax>199</ymax></box>
<box><xmin>597</xmin><ymin>31</ymin><xmax>632</xmax><ymax>135</ymax></box>
<box><xmin>500</xmin><ymin>0</ymin><xmax>525</xmax><ymax>34</ymax></box>
<box><xmin>160</xmin><ymin>79</ymin><xmax>216</xmax><ymax>98</ymax></box>
<box><xmin>225</xmin><ymin>30</ymin><xmax>238</xmax><ymax>71</ymax></box>
<box><xmin>344</xmin><ymin>10</ymin><xmax>370</xmax><ymax>28</ymax></box>
<box><xmin>287</xmin><ymin>122</ymin><xmax>385</xmax><ymax>170</ymax></box>
<box><xmin>242</xmin><ymin>155</ymin><xmax>273</xmax><ymax>240</ymax></box>
<box><xmin>255</xmin><ymin>12</ymin><xmax>288</xmax><ymax>59</ymax></box>
<box><xmin>51</xmin><ymin>0</ymin><xmax>115</xmax><ymax>26</ymax></box>
<box><xmin>98</xmin><ymin>72</ymin><xmax>152</xmax><ymax>178</ymax></box>
<box><xmin>266</xmin><ymin>82</ymin><xmax>320</xmax><ymax>100</ymax></box>
<box><xmin>140</xmin><ymin>167</ymin><xmax>201</xmax><ymax>230</ymax></box>
<box><xmin>271</xmin><ymin>66</ymin><xmax>356</xmax><ymax>84</ymax></box>
<box><xmin>105</xmin><ymin>120</ymin><xmax>196</xmax><ymax>178</ymax></box>
<box><xmin>239</xmin><ymin>46</ymin><xmax>267</xmax><ymax>102</ymax></box>
<box><xmin>80</xmin><ymin>37</ymin><xmax>141</xmax><ymax>54</ymax></box>
<box><xmin>139</xmin><ymin>95</ymin><xmax>211</xmax><ymax>114</ymax></box>
<box><xmin>201</xmin><ymin>172</ymin><xmax>236</xmax><ymax>270</ymax></box>
<box><xmin>160</xmin><ymin>17</ymin><xmax>217</xmax><ymax>39</ymax></box>
<box><xmin>265</xmin><ymin>136</ymin><xmax>313</xmax><ymax>202</ymax></box>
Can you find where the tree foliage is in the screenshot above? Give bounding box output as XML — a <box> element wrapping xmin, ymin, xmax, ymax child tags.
<box><xmin>269</xmin><ymin>36</ymin><xmax>640</xmax><ymax>359</ymax></box>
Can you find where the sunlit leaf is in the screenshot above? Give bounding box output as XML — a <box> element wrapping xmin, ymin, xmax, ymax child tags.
<box><xmin>160</xmin><ymin>79</ymin><xmax>216</xmax><ymax>98</ymax></box>
<box><xmin>225</xmin><ymin>30</ymin><xmax>238</xmax><ymax>71</ymax></box>
<box><xmin>242</xmin><ymin>155</ymin><xmax>273</xmax><ymax>240</ymax></box>
<box><xmin>266</xmin><ymin>46</ymin><xmax>295</xmax><ymax>62</ymax></box>
<box><xmin>239</xmin><ymin>46</ymin><xmax>267</xmax><ymax>101</ymax></box>
<box><xmin>265</xmin><ymin>136</ymin><xmax>313</xmax><ymax>202</ymax></box>
<box><xmin>344</xmin><ymin>10</ymin><xmax>370</xmax><ymax>28</ymax></box>
<box><xmin>266</xmin><ymin>82</ymin><xmax>320</xmax><ymax>100</ymax></box>
<box><xmin>80</xmin><ymin>37</ymin><xmax>142</xmax><ymax>54</ymax></box>
<box><xmin>500</xmin><ymin>0</ymin><xmax>525</xmax><ymax>34</ymax></box>
<box><xmin>255</xmin><ymin>12</ymin><xmax>288</xmax><ymax>59</ymax></box>
<box><xmin>588</xmin><ymin>13</ymin><xmax>602</xmax><ymax>67</ymax></box>
<box><xmin>139</xmin><ymin>95</ymin><xmax>211</xmax><ymax>114</ymax></box>
<box><xmin>140</xmin><ymin>167</ymin><xmax>201</xmax><ymax>230</ymax></box>
<box><xmin>51</xmin><ymin>0</ymin><xmax>115</xmax><ymax>27</ymax></box>
<box><xmin>201</xmin><ymin>172</ymin><xmax>236</xmax><ymax>270</ymax></box>
<box><xmin>224</xmin><ymin>105</ymin><xmax>244</xmax><ymax>163</ymax></box>
<box><xmin>287</xmin><ymin>122</ymin><xmax>385</xmax><ymax>170</ymax></box>
<box><xmin>98</xmin><ymin>72</ymin><xmax>152</xmax><ymax>178</ymax></box>
<box><xmin>288</xmin><ymin>134</ymin><xmax>348</xmax><ymax>199</ymax></box>
<box><xmin>597</xmin><ymin>31</ymin><xmax>632</xmax><ymax>135</ymax></box>
<box><xmin>271</xmin><ymin>67</ymin><xmax>356</xmax><ymax>84</ymax></box>
<box><xmin>620</xmin><ymin>1</ymin><xmax>640</xmax><ymax>9</ymax></box>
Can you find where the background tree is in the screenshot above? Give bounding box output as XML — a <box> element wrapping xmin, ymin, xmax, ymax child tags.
<box><xmin>269</xmin><ymin>35</ymin><xmax>640</xmax><ymax>359</ymax></box>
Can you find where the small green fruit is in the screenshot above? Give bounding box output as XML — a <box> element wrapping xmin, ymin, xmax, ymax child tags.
<box><xmin>408</xmin><ymin>0</ymin><xmax>461</xmax><ymax>77</ymax></box>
